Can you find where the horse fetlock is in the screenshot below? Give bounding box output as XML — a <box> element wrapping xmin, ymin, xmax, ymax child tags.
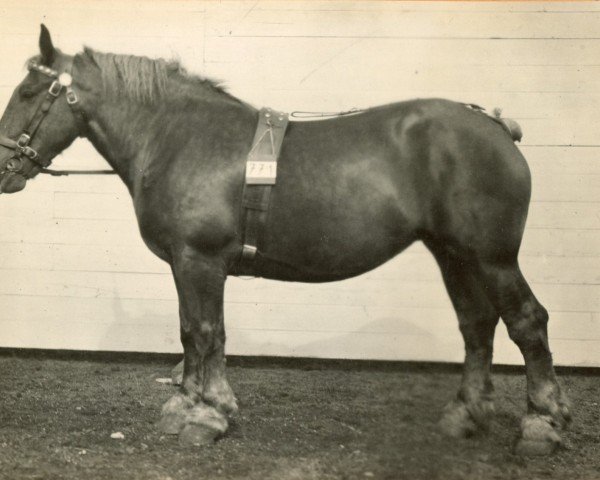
<box><xmin>171</xmin><ymin>360</ymin><xmax>184</xmax><ymax>386</ymax></box>
<box><xmin>530</xmin><ymin>383</ymin><xmax>572</xmax><ymax>429</ymax></box>
<box><xmin>467</xmin><ymin>399</ymin><xmax>495</xmax><ymax>430</ymax></box>
<box><xmin>547</xmin><ymin>394</ymin><xmax>572</xmax><ymax>430</ymax></box>
<box><xmin>555</xmin><ymin>388</ymin><xmax>572</xmax><ymax>426</ymax></box>
<box><xmin>557</xmin><ymin>395</ymin><xmax>572</xmax><ymax>427</ymax></box>
<box><xmin>203</xmin><ymin>381</ymin><xmax>239</xmax><ymax>416</ymax></box>
<box><xmin>161</xmin><ymin>392</ymin><xmax>195</xmax><ymax>416</ymax></box>
<box><xmin>439</xmin><ymin>400</ymin><xmax>489</xmax><ymax>438</ymax></box>
<box><xmin>515</xmin><ymin>414</ymin><xmax>562</xmax><ymax>456</ymax></box>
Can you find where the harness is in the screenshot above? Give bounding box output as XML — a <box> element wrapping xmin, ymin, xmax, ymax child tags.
<box><xmin>239</xmin><ymin>107</ymin><xmax>289</xmax><ymax>270</ymax></box>
<box><xmin>0</xmin><ymin>61</ymin><xmax>114</xmax><ymax>178</ymax></box>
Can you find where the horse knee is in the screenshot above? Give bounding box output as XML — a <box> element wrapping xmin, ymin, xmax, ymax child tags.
<box><xmin>192</xmin><ymin>322</ymin><xmax>216</xmax><ymax>354</ymax></box>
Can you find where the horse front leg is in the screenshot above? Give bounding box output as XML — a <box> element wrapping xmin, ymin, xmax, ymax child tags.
<box><xmin>158</xmin><ymin>247</ymin><xmax>237</xmax><ymax>446</ymax></box>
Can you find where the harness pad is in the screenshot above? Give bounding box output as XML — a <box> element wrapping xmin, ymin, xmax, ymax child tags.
<box><xmin>240</xmin><ymin>107</ymin><xmax>289</xmax><ymax>268</ymax></box>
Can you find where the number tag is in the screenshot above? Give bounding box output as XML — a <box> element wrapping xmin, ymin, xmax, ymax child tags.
<box><xmin>246</xmin><ymin>160</ymin><xmax>277</xmax><ymax>185</ymax></box>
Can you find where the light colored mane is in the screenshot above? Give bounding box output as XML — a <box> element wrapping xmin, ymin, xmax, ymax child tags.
<box><xmin>83</xmin><ymin>47</ymin><xmax>232</xmax><ymax>104</ymax></box>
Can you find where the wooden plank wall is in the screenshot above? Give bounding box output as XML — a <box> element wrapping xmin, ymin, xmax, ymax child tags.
<box><xmin>0</xmin><ymin>1</ymin><xmax>598</xmax><ymax>366</ymax></box>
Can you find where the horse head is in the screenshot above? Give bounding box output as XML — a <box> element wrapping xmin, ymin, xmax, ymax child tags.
<box><xmin>0</xmin><ymin>25</ymin><xmax>83</xmax><ymax>193</ymax></box>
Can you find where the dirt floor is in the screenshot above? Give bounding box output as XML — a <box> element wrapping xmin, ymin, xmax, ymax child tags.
<box><xmin>0</xmin><ymin>353</ymin><xmax>598</xmax><ymax>480</ymax></box>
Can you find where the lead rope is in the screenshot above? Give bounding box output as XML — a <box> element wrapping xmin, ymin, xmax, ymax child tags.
<box><xmin>290</xmin><ymin>108</ymin><xmax>364</xmax><ymax>119</ymax></box>
<box><xmin>40</xmin><ymin>168</ymin><xmax>117</xmax><ymax>176</ymax></box>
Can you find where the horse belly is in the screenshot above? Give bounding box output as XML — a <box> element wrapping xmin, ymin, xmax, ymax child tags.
<box><xmin>259</xmin><ymin>146</ymin><xmax>420</xmax><ymax>282</ymax></box>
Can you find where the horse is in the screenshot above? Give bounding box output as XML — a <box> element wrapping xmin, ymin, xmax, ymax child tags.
<box><xmin>0</xmin><ymin>25</ymin><xmax>570</xmax><ymax>455</ymax></box>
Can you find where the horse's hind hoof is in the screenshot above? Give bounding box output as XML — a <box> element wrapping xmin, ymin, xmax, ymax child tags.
<box><xmin>158</xmin><ymin>413</ymin><xmax>186</xmax><ymax>435</ymax></box>
<box><xmin>179</xmin><ymin>423</ymin><xmax>222</xmax><ymax>446</ymax></box>
<box><xmin>439</xmin><ymin>400</ymin><xmax>478</xmax><ymax>438</ymax></box>
<box><xmin>515</xmin><ymin>414</ymin><xmax>562</xmax><ymax>456</ymax></box>
<box><xmin>158</xmin><ymin>393</ymin><xmax>194</xmax><ymax>434</ymax></box>
<box><xmin>514</xmin><ymin>439</ymin><xmax>559</xmax><ymax>456</ymax></box>
<box><xmin>179</xmin><ymin>403</ymin><xmax>228</xmax><ymax>446</ymax></box>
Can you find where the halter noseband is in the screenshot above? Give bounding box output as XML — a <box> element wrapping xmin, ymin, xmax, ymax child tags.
<box><xmin>0</xmin><ymin>61</ymin><xmax>81</xmax><ymax>178</ymax></box>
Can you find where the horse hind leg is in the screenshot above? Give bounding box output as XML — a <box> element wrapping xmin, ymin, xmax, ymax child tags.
<box><xmin>476</xmin><ymin>259</ymin><xmax>571</xmax><ymax>455</ymax></box>
<box><xmin>429</xmin><ymin>245</ymin><xmax>500</xmax><ymax>438</ymax></box>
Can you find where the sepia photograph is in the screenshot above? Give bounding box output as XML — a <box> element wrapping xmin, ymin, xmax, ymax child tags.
<box><xmin>0</xmin><ymin>1</ymin><xmax>598</xmax><ymax>479</ymax></box>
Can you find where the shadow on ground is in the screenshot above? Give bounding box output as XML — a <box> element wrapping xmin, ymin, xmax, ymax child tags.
<box><xmin>0</xmin><ymin>355</ymin><xmax>598</xmax><ymax>480</ymax></box>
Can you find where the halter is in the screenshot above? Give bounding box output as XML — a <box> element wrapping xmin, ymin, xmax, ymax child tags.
<box><xmin>0</xmin><ymin>61</ymin><xmax>85</xmax><ymax>178</ymax></box>
<box><xmin>0</xmin><ymin>61</ymin><xmax>117</xmax><ymax>180</ymax></box>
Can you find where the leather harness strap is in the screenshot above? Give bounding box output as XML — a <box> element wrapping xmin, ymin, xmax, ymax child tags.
<box><xmin>0</xmin><ymin>60</ymin><xmax>113</xmax><ymax>179</ymax></box>
<box><xmin>0</xmin><ymin>63</ymin><xmax>82</xmax><ymax>177</ymax></box>
<box><xmin>240</xmin><ymin>107</ymin><xmax>289</xmax><ymax>269</ymax></box>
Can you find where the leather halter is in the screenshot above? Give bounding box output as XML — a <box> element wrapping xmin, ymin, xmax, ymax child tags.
<box><xmin>0</xmin><ymin>61</ymin><xmax>82</xmax><ymax>178</ymax></box>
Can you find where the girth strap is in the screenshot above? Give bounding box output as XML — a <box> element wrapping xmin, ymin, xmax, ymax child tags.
<box><xmin>240</xmin><ymin>107</ymin><xmax>289</xmax><ymax>270</ymax></box>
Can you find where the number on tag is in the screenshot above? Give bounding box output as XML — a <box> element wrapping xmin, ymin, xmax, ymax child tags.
<box><xmin>246</xmin><ymin>160</ymin><xmax>277</xmax><ymax>185</ymax></box>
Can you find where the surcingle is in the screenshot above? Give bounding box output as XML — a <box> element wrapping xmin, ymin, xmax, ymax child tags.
<box><xmin>462</xmin><ymin>103</ymin><xmax>523</xmax><ymax>143</ymax></box>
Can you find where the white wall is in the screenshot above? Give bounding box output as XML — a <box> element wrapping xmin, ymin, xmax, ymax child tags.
<box><xmin>0</xmin><ymin>1</ymin><xmax>598</xmax><ymax>366</ymax></box>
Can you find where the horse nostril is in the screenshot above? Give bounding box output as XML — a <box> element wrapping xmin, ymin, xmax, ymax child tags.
<box><xmin>6</xmin><ymin>157</ymin><xmax>23</xmax><ymax>172</ymax></box>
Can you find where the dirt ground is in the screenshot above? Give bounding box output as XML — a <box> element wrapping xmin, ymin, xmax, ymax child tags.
<box><xmin>0</xmin><ymin>353</ymin><xmax>598</xmax><ymax>480</ymax></box>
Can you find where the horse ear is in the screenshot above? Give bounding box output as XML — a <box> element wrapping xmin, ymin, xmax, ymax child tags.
<box><xmin>39</xmin><ymin>24</ymin><xmax>55</xmax><ymax>66</ymax></box>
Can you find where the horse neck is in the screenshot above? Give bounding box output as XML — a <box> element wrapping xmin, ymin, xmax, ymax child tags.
<box><xmin>79</xmin><ymin>90</ymin><xmax>246</xmax><ymax>195</ymax></box>
<box><xmin>80</xmin><ymin>97</ymin><xmax>156</xmax><ymax>193</ymax></box>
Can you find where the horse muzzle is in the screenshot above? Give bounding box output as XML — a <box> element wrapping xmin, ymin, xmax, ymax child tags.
<box><xmin>0</xmin><ymin>153</ymin><xmax>27</xmax><ymax>194</ymax></box>
<box><xmin>0</xmin><ymin>170</ymin><xmax>27</xmax><ymax>193</ymax></box>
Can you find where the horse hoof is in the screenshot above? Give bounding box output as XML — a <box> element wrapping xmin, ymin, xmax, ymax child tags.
<box><xmin>178</xmin><ymin>403</ymin><xmax>228</xmax><ymax>446</ymax></box>
<box><xmin>157</xmin><ymin>413</ymin><xmax>186</xmax><ymax>435</ymax></box>
<box><xmin>217</xmin><ymin>398</ymin><xmax>238</xmax><ymax>417</ymax></box>
<box><xmin>179</xmin><ymin>423</ymin><xmax>222</xmax><ymax>446</ymax></box>
<box><xmin>158</xmin><ymin>393</ymin><xmax>194</xmax><ymax>434</ymax></box>
<box><xmin>210</xmin><ymin>395</ymin><xmax>238</xmax><ymax>417</ymax></box>
<box><xmin>514</xmin><ymin>439</ymin><xmax>558</xmax><ymax>456</ymax></box>
<box><xmin>515</xmin><ymin>414</ymin><xmax>562</xmax><ymax>456</ymax></box>
<box><xmin>439</xmin><ymin>400</ymin><xmax>478</xmax><ymax>438</ymax></box>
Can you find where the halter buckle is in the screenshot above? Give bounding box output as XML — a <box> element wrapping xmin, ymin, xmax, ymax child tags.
<box><xmin>15</xmin><ymin>134</ymin><xmax>38</xmax><ymax>160</ymax></box>
<box><xmin>48</xmin><ymin>80</ymin><xmax>63</xmax><ymax>97</ymax></box>
<box><xmin>242</xmin><ymin>244</ymin><xmax>258</xmax><ymax>260</ymax></box>
<box><xmin>66</xmin><ymin>87</ymin><xmax>79</xmax><ymax>105</ymax></box>
<box><xmin>17</xmin><ymin>133</ymin><xmax>31</xmax><ymax>148</ymax></box>
<box><xmin>21</xmin><ymin>146</ymin><xmax>39</xmax><ymax>160</ymax></box>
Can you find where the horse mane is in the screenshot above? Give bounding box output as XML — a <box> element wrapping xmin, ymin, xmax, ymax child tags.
<box><xmin>82</xmin><ymin>47</ymin><xmax>236</xmax><ymax>104</ymax></box>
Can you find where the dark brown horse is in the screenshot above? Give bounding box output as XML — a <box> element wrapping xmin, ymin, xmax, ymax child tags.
<box><xmin>0</xmin><ymin>26</ymin><xmax>570</xmax><ymax>455</ymax></box>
